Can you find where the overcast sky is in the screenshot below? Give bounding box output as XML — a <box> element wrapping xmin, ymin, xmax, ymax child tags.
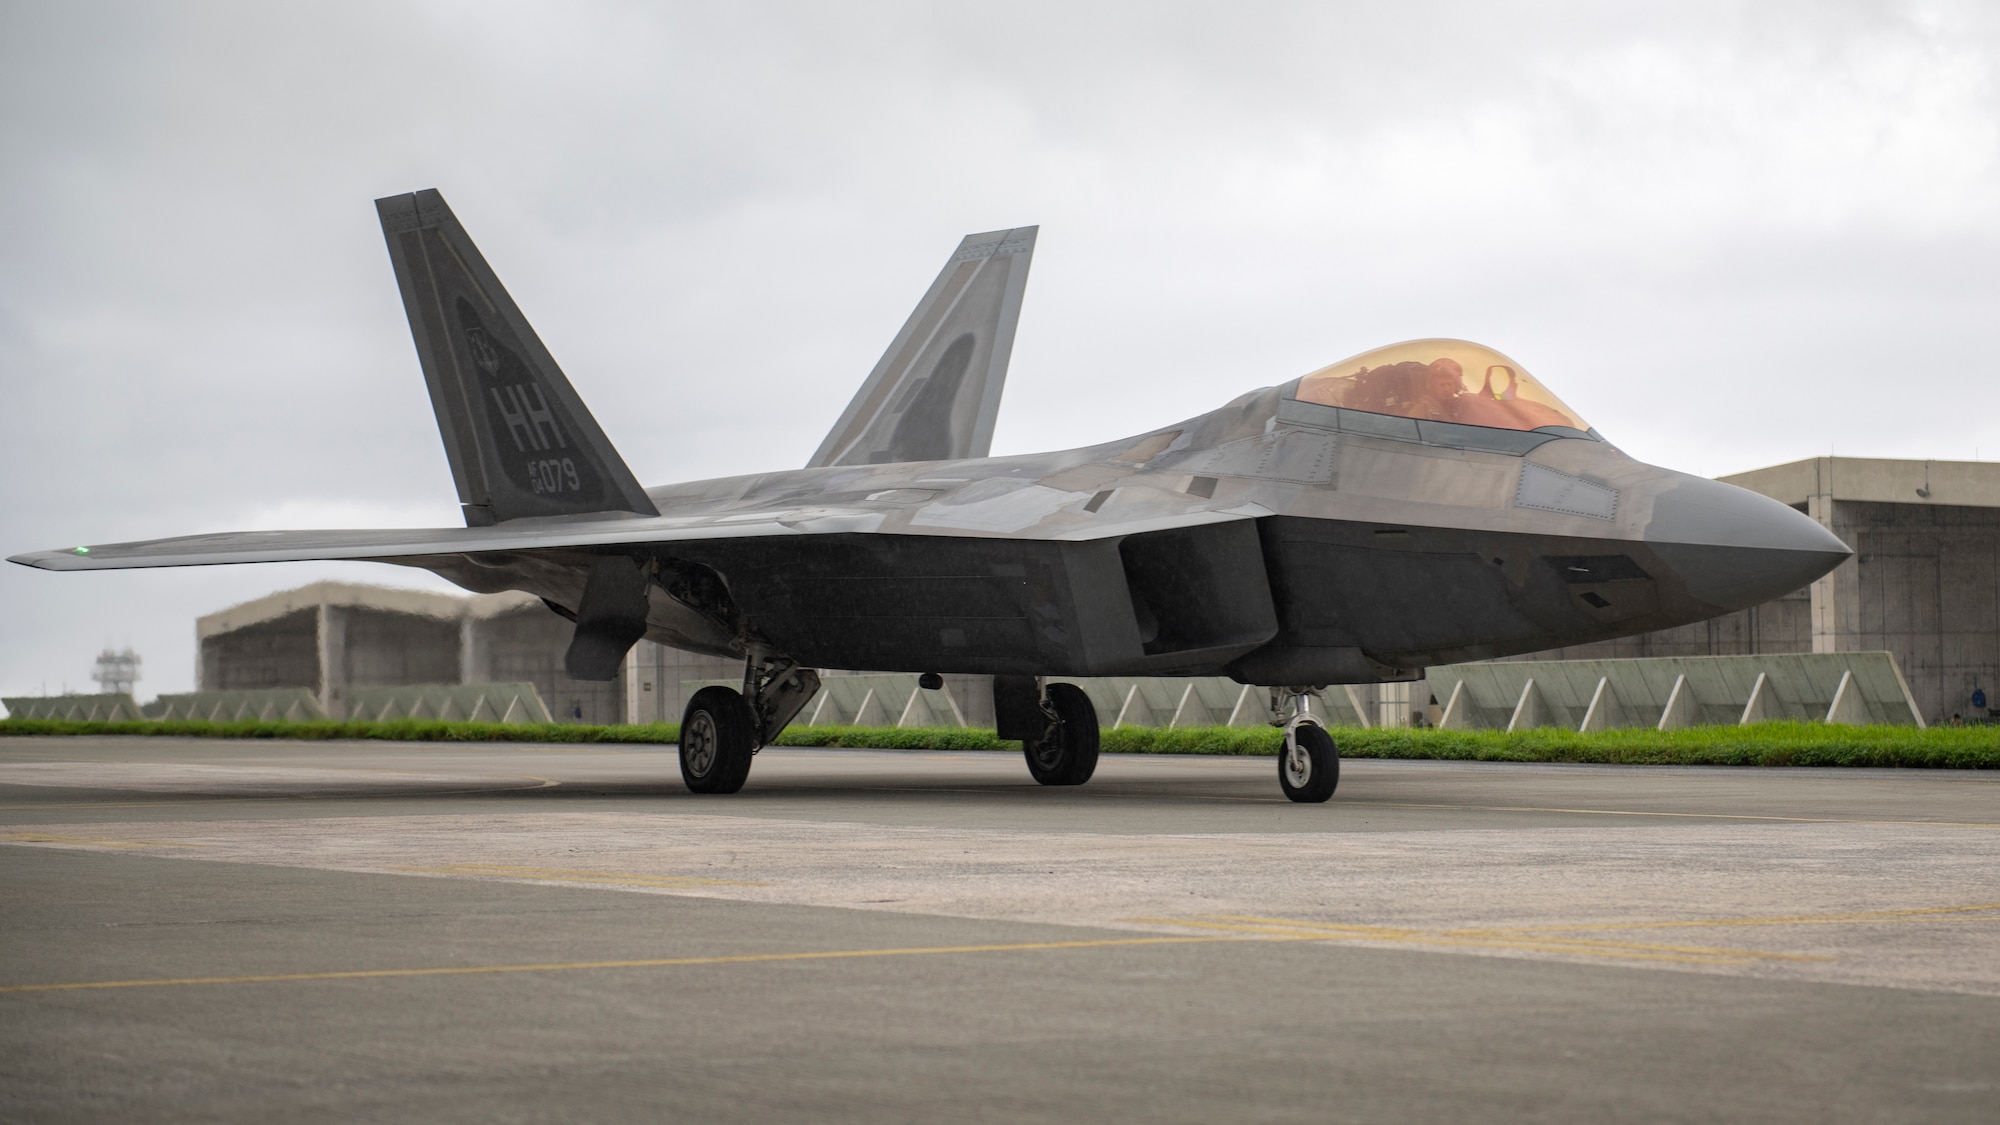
<box><xmin>3</xmin><ymin>0</ymin><xmax>1997</xmax><ymax>703</ymax></box>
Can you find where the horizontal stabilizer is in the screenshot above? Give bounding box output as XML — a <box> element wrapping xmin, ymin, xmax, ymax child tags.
<box><xmin>809</xmin><ymin>226</ymin><xmax>1036</xmax><ymax>468</ymax></box>
<box><xmin>377</xmin><ymin>190</ymin><xmax>657</xmax><ymax>526</ymax></box>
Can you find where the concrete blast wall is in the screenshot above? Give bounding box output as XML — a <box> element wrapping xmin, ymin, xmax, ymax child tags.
<box><xmin>1429</xmin><ymin>652</ymin><xmax>1923</xmax><ymax>732</ymax></box>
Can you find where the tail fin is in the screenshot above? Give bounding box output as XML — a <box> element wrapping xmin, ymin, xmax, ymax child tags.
<box><xmin>808</xmin><ymin>226</ymin><xmax>1036</xmax><ymax>468</ymax></box>
<box><xmin>376</xmin><ymin>190</ymin><xmax>658</xmax><ymax>525</ymax></box>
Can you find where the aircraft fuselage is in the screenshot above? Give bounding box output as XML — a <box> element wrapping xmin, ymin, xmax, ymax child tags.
<box><xmin>413</xmin><ymin>382</ymin><xmax>1847</xmax><ymax>687</ymax></box>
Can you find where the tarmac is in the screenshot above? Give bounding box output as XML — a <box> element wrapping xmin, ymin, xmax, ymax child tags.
<box><xmin>3</xmin><ymin>736</ymin><xmax>1998</xmax><ymax>1123</ymax></box>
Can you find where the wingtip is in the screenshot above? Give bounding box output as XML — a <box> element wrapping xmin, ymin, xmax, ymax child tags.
<box><xmin>8</xmin><ymin>550</ymin><xmax>76</xmax><ymax>571</ymax></box>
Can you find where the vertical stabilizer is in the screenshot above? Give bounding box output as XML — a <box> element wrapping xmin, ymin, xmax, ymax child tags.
<box><xmin>809</xmin><ymin>226</ymin><xmax>1036</xmax><ymax>468</ymax></box>
<box><xmin>377</xmin><ymin>190</ymin><xmax>658</xmax><ymax>525</ymax></box>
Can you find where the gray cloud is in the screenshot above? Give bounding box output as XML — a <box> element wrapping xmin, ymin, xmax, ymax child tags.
<box><xmin>4</xmin><ymin>0</ymin><xmax>1996</xmax><ymax>699</ymax></box>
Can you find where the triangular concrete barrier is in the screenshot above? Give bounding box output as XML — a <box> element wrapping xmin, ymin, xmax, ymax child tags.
<box><xmin>1225</xmin><ymin>684</ymin><xmax>1263</xmax><ymax>727</ymax></box>
<box><xmin>1506</xmin><ymin>678</ymin><xmax>1544</xmax><ymax>732</ymax></box>
<box><xmin>1113</xmin><ymin>683</ymin><xmax>1157</xmax><ymax>729</ymax></box>
<box><xmin>1657</xmin><ymin>675</ymin><xmax>1699</xmax><ymax>731</ymax></box>
<box><xmin>852</xmin><ymin>688</ymin><xmax>888</xmax><ymax>727</ymax></box>
<box><xmin>1826</xmin><ymin>670</ymin><xmax>1870</xmax><ymax>725</ymax></box>
<box><xmin>1341</xmin><ymin>685</ymin><xmax>1375</xmax><ymax>729</ymax></box>
<box><xmin>1739</xmin><ymin>672</ymin><xmax>1781</xmax><ymax>725</ymax></box>
<box><xmin>896</xmin><ymin>688</ymin><xmax>928</xmax><ymax>728</ymax></box>
<box><xmin>1438</xmin><ymin>681</ymin><xmax>1473</xmax><ymax>730</ymax></box>
<box><xmin>937</xmin><ymin>684</ymin><xmax>967</xmax><ymax>728</ymax></box>
<box><xmin>1578</xmin><ymin>676</ymin><xmax>1622</xmax><ymax>732</ymax></box>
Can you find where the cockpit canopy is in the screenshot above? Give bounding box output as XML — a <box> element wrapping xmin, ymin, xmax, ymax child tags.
<box><xmin>1294</xmin><ymin>339</ymin><xmax>1590</xmax><ymax>435</ymax></box>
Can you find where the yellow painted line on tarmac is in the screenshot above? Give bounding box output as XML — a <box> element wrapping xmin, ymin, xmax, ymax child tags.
<box><xmin>0</xmin><ymin>799</ymin><xmax>283</xmax><ymax>810</ymax></box>
<box><xmin>0</xmin><ymin>831</ymin><xmax>208</xmax><ymax>851</ymax></box>
<box><xmin>1139</xmin><ymin>903</ymin><xmax>2000</xmax><ymax>965</ymax></box>
<box><xmin>1448</xmin><ymin>901</ymin><xmax>2000</xmax><ymax>937</ymax></box>
<box><xmin>390</xmin><ymin>863</ymin><xmax>769</xmax><ymax>888</ymax></box>
<box><xmin>1132</xmin><ymin>915</ymin><xmax>1823</xmax><ymax>965</ymax></box>
<box><xmin>0</xmin><ymin>773</ymin><xmax>562</xmax><ymax>810</ymax></box>
<box><xmin>1367</xmin><ymin>801</ymin><xmax>2000</xmax><ymax>829</ymax></box>
<box><xmin>0</xmin><ymin>934</ymin><xmax>1289</xmax><ymax>995</ymax></box>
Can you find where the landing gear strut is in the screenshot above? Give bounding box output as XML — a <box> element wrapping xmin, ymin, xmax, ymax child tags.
<box><xmin>677</xmin><ymin>652</ymin><xmax>820</xmax><ymax>795</ymax></box>
<box><xmin>1274</xmin><ymin>687</ymin><xmax>1339</xmax><ymax>803</ymax></box>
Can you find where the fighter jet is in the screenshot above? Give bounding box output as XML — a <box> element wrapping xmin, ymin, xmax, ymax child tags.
<box><xmin>11</xmin><ymin>190</ymin><xmax>1850</xmax><ymax>802</ymax></box>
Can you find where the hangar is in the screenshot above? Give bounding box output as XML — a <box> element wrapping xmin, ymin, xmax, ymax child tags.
<box><xmin>193</xmin><ymin>582</ymin><xmax>681</xmax><ymax>724</ymax></box>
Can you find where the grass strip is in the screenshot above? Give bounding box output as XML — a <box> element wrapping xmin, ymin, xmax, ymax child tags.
<box><xmin>2</xmin><ymin>717</ymin><xmax>1996</xmax><ymax>767</ymax></box>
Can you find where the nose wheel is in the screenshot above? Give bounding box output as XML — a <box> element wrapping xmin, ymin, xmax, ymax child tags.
<box><xmin>1278</xmin><ymin>721</ymin><xmax>1339</xmax><ymax>802</ymax></box>
<box><xmin>1274</xmin><ymin>686</ymin><xmax>1339</xmax><ymax>803</ymax></box>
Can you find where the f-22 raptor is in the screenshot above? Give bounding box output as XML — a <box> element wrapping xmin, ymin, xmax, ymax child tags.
<box><xmin>12</xmin><ymin>190</ymin><xmax>1850</xmax><ymax>801</ymax></box>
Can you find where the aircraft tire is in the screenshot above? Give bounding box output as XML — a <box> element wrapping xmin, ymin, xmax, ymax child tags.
<box><xmin>1024</xmin><ymin>682</ymin><xmax>1100</xmax><ymax>786</ymax></box>
<box><xmin>1278</xmin><ymin>722</ymin><xmax>1338</xmax><ymax>803</ymax></box>
<box><xmin>680</xmin><ymin>686</ymin><xmax>756</xmax><ymax>794</ymax></box>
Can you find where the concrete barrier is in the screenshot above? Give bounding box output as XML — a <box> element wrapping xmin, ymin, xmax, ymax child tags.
<box><xmin>148</xmin><ymin>688</ymin><xmax>326</xmax><ymax>722</ymax></box>
<box><xmin>1428</xmin><ymin>652</ymin><xmax>1924</xmax><ymax>731</ymax></box>
<box><xmin>134</xmin><ymin>683</ymin><xmax>552</xmax><ymax>724</ymax></box>
<box><xmin>3</xmin><ymin>693</ymin><xmax>145</xmax><ymax>722</ymax></box>
<box><xmin>344</xmin><ymin>683</ymin><xmax>552</xmax><ymax>724</ymax></box>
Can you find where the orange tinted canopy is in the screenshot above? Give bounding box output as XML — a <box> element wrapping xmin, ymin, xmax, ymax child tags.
<box><xmin>1294</xmin><ymin>339</ymin><xmax>1588</xmax><ymax>433</ymax></box>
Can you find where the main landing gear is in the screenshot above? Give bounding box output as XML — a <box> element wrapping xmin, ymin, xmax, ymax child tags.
<box><xmin>1023</xmin><ymin>682</ymin><xmax>1100</xmax><ymax>786</ymax></box>
<box><xmin>679</xmin><ymin>686</ymin><xmax>755</xmax><ymax>793</ymax></box>
<box><xmin>993</xmin><ymin>676</ymin><xmax>1100</xmax><ymax>787</ymax></box>
<box><xmin>1274</xmin><ymin>687</ymin><xmax>1339</xmax><ymax>803</ymax></box>
<box><xmin>678</xmin><ymin>653</ymin><xmax>820</xmax><ymax>794</ymax></box>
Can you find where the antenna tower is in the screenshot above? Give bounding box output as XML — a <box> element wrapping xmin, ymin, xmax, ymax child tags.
<box><xmin>92</xmin><ymin>648</ymin><xmax>142</xmax><ymax>696</ymax></box>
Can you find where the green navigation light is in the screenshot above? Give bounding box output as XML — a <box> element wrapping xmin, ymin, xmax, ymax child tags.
<box><xmin>74</xmin><ymin>547</ymin><xmax>90</xmax><ymax>555</ymax></box>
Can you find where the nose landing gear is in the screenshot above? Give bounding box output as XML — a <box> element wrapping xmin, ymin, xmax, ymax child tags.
<box><xmin>1274</xmin><ymin>687</ymin><xmax>1339</xmax><ymax>803</ymax></box>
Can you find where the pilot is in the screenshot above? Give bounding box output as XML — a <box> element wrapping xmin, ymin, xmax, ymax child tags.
<box><xmin>1340</xmin><ymin>359</ymin><xmax>1460</xmax><ymax>418</ymax></box>
<box><xmin>1416</xmin><ymin>357</ymin><xmax>1467</xmax><ymax>420</ymax></box>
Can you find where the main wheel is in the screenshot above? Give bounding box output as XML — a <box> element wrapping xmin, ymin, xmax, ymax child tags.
<box><xmin>1023</xmin><ymin>682</ymin><xmax>1100</xmax><ymax>786</ymax></box>
<box><xmin>1278</xmin><ymin>722</ymin><xmax>1338</xmax><ymax>803</ymax></box>
<box><xmin>680</xmin><ymin>686</ymin><xmax>756</xmax><ymax>794</ymax></box>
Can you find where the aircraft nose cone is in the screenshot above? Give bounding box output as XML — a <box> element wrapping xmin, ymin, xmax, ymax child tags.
<box><xmin>1644</xmin><ymin>475</ymin><xmax>1851</xmax><ymax>611</ymax></box>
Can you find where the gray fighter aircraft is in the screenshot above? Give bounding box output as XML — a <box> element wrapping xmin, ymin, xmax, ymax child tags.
<box><xmin>12</xmin><ymin>190</ymin><xmax>1850</xmax><ymax>802</ymax></box>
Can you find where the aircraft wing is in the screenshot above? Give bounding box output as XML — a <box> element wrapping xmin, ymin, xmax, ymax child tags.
<box><xmin>8</xmin><ymin>498</ymin><xmax>1264</xmax><ymax>573</ymax></box>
